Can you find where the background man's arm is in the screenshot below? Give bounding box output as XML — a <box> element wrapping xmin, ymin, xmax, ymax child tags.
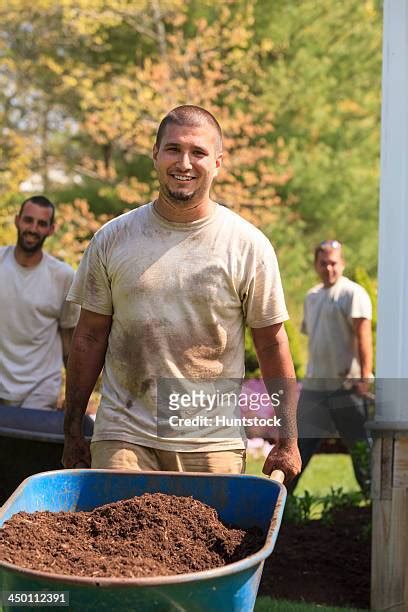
<box><xmin>62</xmin><ymin>308</ymin><xmax>112</xmax><ymax>468</ymax></box>
<box><xmin>352</xmin><ymin>317</ymin><xmax>373</xmax><ymax>397</ymax></box>
<box><xmin>251</xmin><ymin>322</ymin><xmax>301</xmax><ymax>483</ymax></box>
<box><xmin>55</xmin><ymin>327</ymin><xmax>75</xmax><ymax>411</ymax></box>
<box><xmin>60</xmin><ymin>327</ymin><xmax>75</xmax><ymax>369</ymax></box>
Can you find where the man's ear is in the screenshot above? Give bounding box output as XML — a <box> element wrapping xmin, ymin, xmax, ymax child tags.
<box><xmin>214</xmin><ymin>153</ymin><xmax>223</xmax><ymax>176</ymax></box>
<box><xmin>48</xmin><ymin>223</ymin><xmax>55</xmax><ymax>237</ymax></box>
<box><xmin>152</xmin><ymin>143</ymin><xmax>158</xmax><ymax>166</ymax></box>
<box><xmin>14</xmin><ymin>215</ymin><xmax>19</xmax><ymax>229</ymax></box>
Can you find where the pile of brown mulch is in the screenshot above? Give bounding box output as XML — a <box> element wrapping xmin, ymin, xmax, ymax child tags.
<box><xmin>0</xmin><ymin>493</ymin><xmax>264</xmax><ymax>578</ymax></box>
<box><xmin>259</xmin><ymin>505</ymin><xmax>371</xmax><ymax>609</ymax></box>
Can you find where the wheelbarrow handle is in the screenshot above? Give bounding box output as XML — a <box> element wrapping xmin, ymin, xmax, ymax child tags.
<box><xmin>270</xmin><ymin>469</ymin><xmax>285</xmax><ymax>484</ymax></box>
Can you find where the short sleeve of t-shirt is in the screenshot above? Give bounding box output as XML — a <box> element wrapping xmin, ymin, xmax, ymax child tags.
<box><xmin>67</xmin><ymin>235</ymin><xmax>113</xmax><ymax>315</ymax></box>
<box><xmin>243</xmin><ymin>236</ymin><xmax>289</xmax><ymax>328</ymax></box>
<box><xmin>350</xmin><ymin>285</ymin><xmax>372</xmax><ymax>320</ymax></box>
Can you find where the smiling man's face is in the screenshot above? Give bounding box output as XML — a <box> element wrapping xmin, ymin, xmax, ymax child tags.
<box><xmin>153</xmin><ymin>122</ymin><xmax>222</xmax><ymax>212</ymax></box>
<box><xmin>315</xmin><ymin>248</ymin><xmax>345</xmax><ymax>287</ymax></box>
<box><xmin>14</xmin><ymin>201</ymin><xmax>54</xmax><ymax>253</ymax></box>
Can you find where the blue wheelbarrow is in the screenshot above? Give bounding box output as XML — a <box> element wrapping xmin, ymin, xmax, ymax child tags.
<box><xmin>0</xmin><ymin>469</ymin><xmax>286</xmax><ymax>611</ymax></box>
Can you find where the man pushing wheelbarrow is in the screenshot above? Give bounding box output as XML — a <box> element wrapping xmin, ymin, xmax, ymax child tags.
<box><xmin>62</xmin><ymin>105</ymin><xmax>301</xmax><ymax>484</ymax></box>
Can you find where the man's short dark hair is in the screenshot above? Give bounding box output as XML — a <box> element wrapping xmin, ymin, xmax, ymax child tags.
<box><xmin>19</xmin><ymin>195</ymin><xmax>55</xmax><ymax>225</ymax></box>
<box><xmin>314</xmin><ymin>240</ymin><xmax>343</xmax><ymax>262</ymax></box>
<box><xmin>155</xmin><ymin>105</ymin><xmax>223</xmax><ymax>154</ymax></box>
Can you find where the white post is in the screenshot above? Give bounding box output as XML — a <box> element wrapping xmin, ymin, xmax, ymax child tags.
<box><xmin>371</xmin><ymin>4</ymin><xmax>408</xmax><ymax>609</ymax></box>
<box><xmin>376</xmin><ymin>0</ymin><xmax>408</xmax><ymax>422</ymax></box>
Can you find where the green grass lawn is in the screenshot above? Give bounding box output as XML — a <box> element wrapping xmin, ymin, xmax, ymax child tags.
<box><xmin>246</xmin><ymin>452</ymin><xmax>360</xmax><ymax>498</ymax></box>
<box><xmin>255</xmin><ymin>597</ymin><xmax>365</xmax><ymax>611</ymax></box>
<box><xmin>246</xmin><ymin>451</ymin><xmax>362</xmax><ymax>519</ymax></box>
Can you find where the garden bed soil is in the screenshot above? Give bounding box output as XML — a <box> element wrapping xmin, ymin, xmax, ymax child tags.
<box><xmin>259</xmin><ymin>504</ymin><xmax>371</xmax><ymax>609</ymax></box>
<box><xmin>0</xmin><ymin>493</ymin><xmax>264</xmax><ymax>578</ymax></box>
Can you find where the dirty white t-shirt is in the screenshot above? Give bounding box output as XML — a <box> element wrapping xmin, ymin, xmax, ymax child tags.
<box><xmin>302</xmin><ymin>275</ymin><xmax>372</xmax><ymax>391</ymax></box>
<box><xmin>0</xmin><ymin>246</ymin><xmax>80</xmax><ymax>406</ymax></box>
<box><xmin>67</xmin><ymin>203</ymin><xmax>289</xmax><ymax>451</ymax></box>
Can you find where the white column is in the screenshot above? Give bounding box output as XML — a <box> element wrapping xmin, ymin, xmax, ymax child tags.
<box><xmin>376</xmin><ymin>0</ymin><xmax>408</xmax><ymax>422</ymax></box>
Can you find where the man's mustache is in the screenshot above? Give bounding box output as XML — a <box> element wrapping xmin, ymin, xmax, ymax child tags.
<box><xmin>23</xmin><ymin>232</ymin><xmax>41</xmax><ymax>239</ymax></box>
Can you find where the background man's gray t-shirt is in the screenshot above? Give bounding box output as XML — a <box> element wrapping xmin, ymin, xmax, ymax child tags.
<box><xmin>68</xmin><ymin>203</ymin><xmax>289</xmax><ymax>451</ymax></box>
<box><xmin>302</xmin><ymin>275</ymin><xmax>372</xmax><ymax>391</ymax></box>
<box><xmin>0</xmin><ymin>246</ymin><xmax>80</xmax><ymax>406</ymax></box>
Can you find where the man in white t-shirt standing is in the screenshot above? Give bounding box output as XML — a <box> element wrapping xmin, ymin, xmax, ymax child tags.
<box><xmin>290</xmin><ymin>240</ymin><xmax>373</xmax><ymax>494</ymax></box>
<box><xmin>0</xmin><ymin>196</ymin><xmax>80</xmax><ymax>410</ymax></box>
<box><xmin>62</xmin><ymin>105</ymin><xmax>301</xmax><ymax>482</ymax></box>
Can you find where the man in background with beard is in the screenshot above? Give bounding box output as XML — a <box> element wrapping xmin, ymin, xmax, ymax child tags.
<box><xmin>0</xmin><ymin>195</ymin><xmax>79</xmax><ymax>410</ymax></box>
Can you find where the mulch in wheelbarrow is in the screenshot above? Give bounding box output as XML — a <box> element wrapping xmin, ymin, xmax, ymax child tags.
<box><xmin>0</xmin><ymin>493</ymin><xmax>265</xmax><ymax>578</ymax></box>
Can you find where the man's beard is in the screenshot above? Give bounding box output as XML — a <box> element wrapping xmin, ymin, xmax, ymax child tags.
<box><xmin>164</xmin><ymin>185</ymin><xmax>195</xmax><ymax>203</ymax></box>
<box><xmin>17</xmin><ymin>230</ymin><xmax>47</xmax><ymax>253</ymax></box>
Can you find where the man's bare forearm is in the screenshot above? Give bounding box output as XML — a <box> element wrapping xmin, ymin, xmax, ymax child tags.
<box><xmin>256</xmin><ymin>346</ymin><xmax>298</xmax><ymax>442</ymax></box>
<box><xmin>64</xmin><ymin>328</ymin><xmax>109</xmax><ymax>436</ymax></box>
<box><xmin>358</xmin><ymin>322</ymin><xmax>372</xmax><ymax>379</ymax></box>
<box><xmin>251</xmin><ymin>323</ymin><xmax>301</xmax><ymax>481</ymax></box>
<box><xmin>60</xmin><ymin>327</ymin><xmax>74</xmax><ymax>369</ymax></box>
<box><xmin>353</xmin><ymin>318</ymin><xmax>373</xmax><ymax>379</ymax></box>
<box><xmin>251</xmin><ymin>324</ymin><xmax>298</xmax><ymax>441</ymax></box>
